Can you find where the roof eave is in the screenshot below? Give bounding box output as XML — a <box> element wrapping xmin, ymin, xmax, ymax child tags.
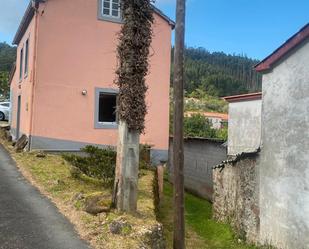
<box><xmin>12</xmin><ymin>2</ymin><xmax>34</xmax><ymax>45</ymax></box>
<box><xmin>223</xmin><ymin>92</ymin><xmax>262</xmax><ymax>103</ymax></box>
<box><xmin>255</xmin><ymin>23</ymin><xmax>309</xmax><ymax>73</ymax></box>
<box><xmin>152</xmin><ymin>5</ymin><xmax>175</xmax><ymax>29</ymax></box>
<box><xmin>12</xmin><ymin>1</ymin><xmax>175</xmax><ymax>46</ymax></box>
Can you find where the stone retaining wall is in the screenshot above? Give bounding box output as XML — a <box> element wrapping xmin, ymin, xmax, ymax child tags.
<box><xmin>213</xmin><ymin>155</ymin><xmax>259</xmax><ymax>243</ymax></box>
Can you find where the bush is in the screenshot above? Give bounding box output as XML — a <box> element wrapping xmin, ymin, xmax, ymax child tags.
<box><xmin>63</xmin><ymin>146</ymin><xmax>116</xmax><ymax>185</ymax></box>
<box><xmin>184</xmin><ymin>114</ymin><xmax>217</xmax><ymax>138</ymax></box>
<box><xmin>63</xmin><ymin>145</ymin><xmax>152</xmax><ymax>185</ymax></box>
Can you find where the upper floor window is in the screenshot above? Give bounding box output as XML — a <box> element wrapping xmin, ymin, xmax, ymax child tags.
<box><xmin>19</xmin><ymin>47</ymin><xmax>24</xmax><ymax>81</ymax></box>
<box><xmin>24</xmin><ymin>39</ymin><xmax>29</xmax><ymax>77</ymax></box>
<box><xmin>98</xmin><ymin>0</ymin><xmax>121</xmax><ymax>22</ymax></box>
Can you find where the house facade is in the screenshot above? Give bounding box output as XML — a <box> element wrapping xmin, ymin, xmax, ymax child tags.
<box><xmin>9</xmin><ymin>0</ymin><xmax>174</xmax><ymax>164</ymax></box>
<box><xmin>213</xmin><ymin>23</ymin><xmax>309</xmax><ymax>249</ymax></box>
<box><xmin>223</xmin><ymin>93</ymin><xmax>261</xmax><ymax>155</ymax></box>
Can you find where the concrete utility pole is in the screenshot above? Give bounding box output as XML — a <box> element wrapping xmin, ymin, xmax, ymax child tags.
<box><xmin>173</xmin><ymin>0</ymin><xmax>186</xmax><ymax>248</ymax></box>
<box><xmin>112</xmin><ymin>0</ymin><xmax>153</xmax><ymax>213</ymax></box>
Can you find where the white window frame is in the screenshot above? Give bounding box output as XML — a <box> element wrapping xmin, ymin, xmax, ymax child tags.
<box><xmin>98</xmin><ymin>0</ymin><xmax>122</xmax><ymax>23</ymax></box>
<box><xmin>102</xmin><ymin>0</ymin><xmax>120</xmax><ymax>18</ymax></box>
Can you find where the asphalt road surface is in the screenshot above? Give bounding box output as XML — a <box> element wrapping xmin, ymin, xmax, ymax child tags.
<box><xmin>0</xmin><ymin>144</ymin><xmax>90</xmax><ymax>249</ymax></box>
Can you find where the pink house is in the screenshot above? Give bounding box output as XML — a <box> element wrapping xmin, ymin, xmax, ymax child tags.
<box><xmin>9</xmin><ymin>0</ymin><xmax>174</xmax><ymax>164</ymax></box>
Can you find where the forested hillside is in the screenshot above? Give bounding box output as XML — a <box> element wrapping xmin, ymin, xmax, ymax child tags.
<box><xmin>173</xmin><ymin>47</ymin><xmax>262</xmax><ymax>97</ymax></box>
<box><xmin>0</xmin><ymin>42</ymin><xmax>16</xmax><ymax>100</ymax></box>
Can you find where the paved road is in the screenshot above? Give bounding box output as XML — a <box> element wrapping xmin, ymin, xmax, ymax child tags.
<box><xmin>0</xmin><ymin>144</ymin><xmax>90</xmax><ymax>249</ymax></box>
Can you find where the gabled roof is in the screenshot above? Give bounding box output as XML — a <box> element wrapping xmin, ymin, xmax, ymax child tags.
<box><xmin>12</xmin><ymin>0</ymin><xmax>175</xmax><ymax>45</ymax></box>
<box><xmin>255</xmin><ymin>23</ymin><xmax>309</xmax><ymax>73</ymax></box>
<box><xmin>12</xmin><ymin>2</ymin><xmax>35</xmax><ymax>45</ymax></box>
<box><xmin>223</xmin><ymin>92</ymin><xmax>262</xmax><ymax>103</ymax></box>
<box><xmin>185</xmin><ymin>111</ymin><xmax>228</xmax><ymax>120</ymax></box>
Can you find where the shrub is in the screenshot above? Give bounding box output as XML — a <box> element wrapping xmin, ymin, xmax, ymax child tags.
<box><xmin>63</xmin><ymin>145</ymin><xmax>152</xmax><ymax>184</ymax></box>
<box><xmin>139</xmin><ymin>144</ymin><xmax>152</xmax><ymax>169</ymax></box>
<box><xmin>63</xmin><ymin>146</ymin><xmax>116</xmax><ymax>185</ymax></box>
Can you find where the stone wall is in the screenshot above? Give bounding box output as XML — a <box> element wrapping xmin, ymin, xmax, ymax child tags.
<box><xmin>169</xmin><ymin>137</ymin><xmax>227</xmax><ymax>200</ymax></box>
<box><xmin>213</xmin><ymin>154</ymin><xmax>260</xmax><ymax>243</ymax></box>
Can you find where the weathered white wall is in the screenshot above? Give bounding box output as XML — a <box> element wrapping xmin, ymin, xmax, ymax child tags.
<box><xmin>228</xmin><ymin>100</ymin><xmax>262</xmax><ymax>155</ymax></box>
<box><xmin>259</xmin><ymin>40</ymin><xmax>309</xmax><ymax>249</ymax></box>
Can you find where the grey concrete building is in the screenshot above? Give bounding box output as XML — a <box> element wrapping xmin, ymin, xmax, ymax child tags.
<box><xmin>255</xmin><ymin>23</ymin><xmax>309</xmax><ymax>249</ymax></box>
<box><xmin>213</xmin><ymin>23</ymin><xmax>309</xmax><ymax>249</ymax></box>
<box><xmin>224</xmin><ymin>93</ymin><xmax>262</xmax><ymax>155</ymax></box>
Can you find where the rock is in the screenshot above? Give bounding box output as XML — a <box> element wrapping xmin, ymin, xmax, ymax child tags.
<box><xmin>56</xmin><ymin>179</ymin><xmax>65</xmax><ymax>185</ymax></box>
<box><xmin>0</xmin><ymin>124</ymin><xmax>10</xmax><ymax>131</ymax></box>
<box><xmin>70</xmin><ymin>166</ymin><xmax>82</xmax><ymax>178</ymax></box>
<box><xmin>15</xmin><ymin>135</ymin><xmax>28</xmax><ymax>152</ymax></box>
<box><xmin>137</xmin><ymin>223</ymin><xmax>165</xmax><ymax>249</ymax></box>
<box><xmin>84</xmin><ymin>193</ymin><xmax>111</xmax><ymax>215</ymax></box>
<box><xmin>109</xmin><ymin>218</ymin><xmax>131</xmax><ymax>235</ymax></box>
<box><xmin>5</xmin><ymin>130</ymin><xmax>12</xmax><ymax>142</ymax></box>
<box><xmin>36</xmin><ymin>152</ymin><xmax>46</xmax><ymax>158</ymax></box>
<box><xmin>72</xmin><ymin>192</ymin><xmax>85</xmax><ymax>201</ymax></box>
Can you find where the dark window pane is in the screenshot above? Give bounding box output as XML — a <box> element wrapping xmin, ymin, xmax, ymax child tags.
<box><xmin>112</xmin><ymin>3</ymin><xmax>119</xmax><ymax>9</ymax></box>
<box><xmin>112</xmin><ymin>10</ymin><xmax>119</xmax><ymax>17</ymax></box>
<box><xmin>104</xmin><ymin>2</ymin><xmax>109</xmax><ymax>8</ymax></box>
<box><xmin>24</xmin><ymin>40</ymin><xmax>29</xmax><ymax>75</ymax></box>
<box><xmin>98</xmin><ymin>94</ymin><xmax>117</xmax><ymax>122</ymax></box>
<box><xmin>103</xmin><ymin>8</ymin><xmax>109</xmax><ymax>15</ymax></box>
<box><xmin>19</xmin><ymin>48</ymin><xmax>23</xmax><ymax>80</ymax></box>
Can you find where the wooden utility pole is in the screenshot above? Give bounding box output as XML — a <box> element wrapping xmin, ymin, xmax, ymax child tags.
<box><xmin>173</xmin><ymin>0</ymin><xmax>186</xmax><ymax>248</ymax></box>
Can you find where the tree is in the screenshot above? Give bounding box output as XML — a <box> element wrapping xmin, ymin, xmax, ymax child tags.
<box><xmin>0</xmin><ymin>71</ymin><xmax>9</xmax><ymax>100</ymax></box>
<box><xmin>112</xmin><ymin>0</ymin><xmax>154</xmax><ymax>213</ymax></box>
<box><xmin>184</xmin><ymin>114</ymin><xmax>216</xmax><ymax>138</ymax></box>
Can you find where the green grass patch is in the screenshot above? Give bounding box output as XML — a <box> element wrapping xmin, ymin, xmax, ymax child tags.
<box><xmin>0</xmin><ymin>136</ymin><xmax>161</xmax><ymax>249</ymax></box>
<box><xmin>158</xmin><ymin>180</ymin><xmax>260</xmax><ymax>249</ymax></box>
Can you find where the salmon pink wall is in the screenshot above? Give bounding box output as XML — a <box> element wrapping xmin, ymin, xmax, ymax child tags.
<box><xmin>32</xmin><ymin>0</ymin><xmax>172</xmax><ymax>150</ymax></box>
<box><xmin>10</xmin><ymin>17</ymin><xmax>37</xmax><ymax>138</ymax></box>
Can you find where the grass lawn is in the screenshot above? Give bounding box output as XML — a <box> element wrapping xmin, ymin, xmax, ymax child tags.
<box><xmin>158</xmin><ymin>180</ymin><xmax>260</xmax><ymax>249</ymax></box>
<box><xmin>0</xmin><ymin>133</ymin><xmax>160</xmax><ymax>249</ymax></box>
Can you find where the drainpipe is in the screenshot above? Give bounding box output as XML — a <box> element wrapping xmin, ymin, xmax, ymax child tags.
<box><xmin>28</xmin><ymin>1</ymin><xmax>41</xmax><ymax>150</ymax></box>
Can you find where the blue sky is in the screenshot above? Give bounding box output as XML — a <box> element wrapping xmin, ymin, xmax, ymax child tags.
<box><xmin>0</xmin><ymin>0</ymin><xmax>308</xmax><ymax>60</ymax></box>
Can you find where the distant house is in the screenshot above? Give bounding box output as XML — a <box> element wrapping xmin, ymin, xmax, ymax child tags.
<box><xmin>223</xmin><ymin>92</ymin><xmax>262</xmax><ymax>155</ymax></box>
<box><xmin>185</xmin><ymin>111</ymin><xmax>228</xmax><ymax>129</ymax></box>
<box><xmin>213</xmin><ymin>23</ymin><xmax>309</xmax><ymax>249</ymax></box>
<box><xmin>9</xmin><ymin>0</ymin><xmax>174</xmax><ymax>164</ymax></box>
